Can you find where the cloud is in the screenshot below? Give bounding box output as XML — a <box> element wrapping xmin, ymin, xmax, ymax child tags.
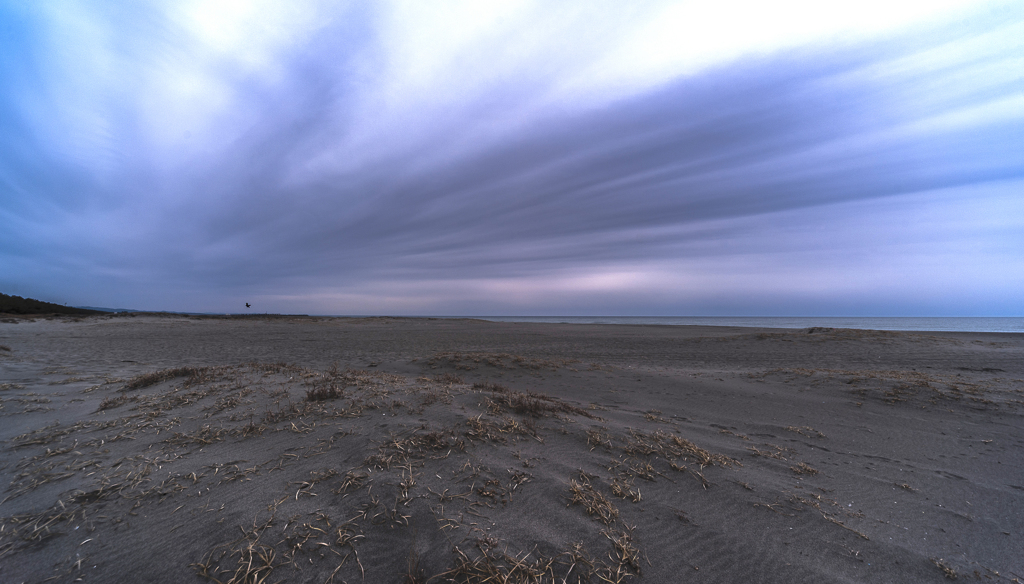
<box><xmin>1</xmin><ymin>1</ymin><xmax>1022</xmax><ymax>314</ymax></box>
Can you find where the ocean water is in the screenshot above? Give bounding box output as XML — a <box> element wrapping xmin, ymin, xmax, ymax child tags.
<box><xmin>455</xmin><ymin>316</ymin><xmax>1024</xmax><ymax>333</ymax></box>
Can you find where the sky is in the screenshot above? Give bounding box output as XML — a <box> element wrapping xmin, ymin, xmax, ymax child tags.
<box><xmin>1</xmin><ymin>1</ymin><xmax>1022</xmax><ymax>316</ymax></box>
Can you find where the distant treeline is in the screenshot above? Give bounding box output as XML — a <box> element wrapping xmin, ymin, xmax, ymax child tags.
<box><xmin>0</xmin><ymin>293</ymin><xmax>105</xmax><ymax>315</ymax></box>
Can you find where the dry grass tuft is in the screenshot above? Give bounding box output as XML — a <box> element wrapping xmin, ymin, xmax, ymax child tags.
<box><xmin>568</xmin><ymin>473</ymin><xmax>619</xmax><ymax>525</ymax></box>
<box><xmin>473</xmin><ymin>382</ymin><xmax>597</xmax><ymax>419</ymax></box>
<box><xmin>333</xmin><ymin>471</ymin><xmax>368</xmax><ymax>494</ymax></box>
<box><xmin>931</xmin><ymin>558</ymin><xmax>958</xmax><ymax>579</ymax></box>
<box><xmin>365</xmin><ymin>430</ymin><xmax>462</xmax><ymax>470</ymax></box>
<box><xmin>416</xmin><ymin>386</ymin><xmax>453</xmax><ymax>409</ymax></box>
<box><xmin>305</xmin><ymin>383</ymin><xmax>343</xmax><ymax>402</ymax></box>
<box><xmin>587</xmin><ymin>428</ymin><xmax>614</xmax><ymax>450</ymax></box>
<box><xmin>433</xmin><ymin>372</ymin><xmax>464</xmax><ymax>385</ymax></box>
<box><xmin>602</xmin><ymin>528</ymin><xmax>642</xmax><ymax>579</ymax></box>
<box><xmin>465</xmin><ymin>415</ymin><xmax>506</xmax><ymax>443</ymax></box>
<box><xmin>436</xmin><ymin>536</ymin><xmax>641</xmax><ymax>584</ymax></box>
<box><xmin>97</xmin><ymin>394</ymin><xmax>138</xmax><ymax>411</ymax></box>
<box><xmin>165</xmin><ymin>425</ymin><xmax>230</xmax><ymax>447</ymax></box>
<box><xmin>442</xmin><ymin>540</ymin><xmax>559</xmax><ymax>584</ymax></box>
<box><xmin>747</xmin><ymin>444</ymin><xmax>791</xmax><ymax>461</ymax></box>
<box><xmin>643</xmin><ymin>410</ymin><xmax>669</xmax><ymax>423</ymax></box>
<box><xmin>123</xmin><ymin>366</ymin><xmax>208</xmax><ymax>390</ymax></box>
<box><xmin>790</xmin><ymin>462</ymin><xmax>819</xmax><ymax>475</ymax></box>
<box><xmin>261</xmin><ymin>400</ymin><xmax>326</xmax><ymax>424</ymax></box>
<box><xmin>785</xmin><ymin>425</ymin><xmax>826</xmax><ymax>438</ymax></box>
<box><xmin>464</xmin><ymin>415</ymin><xmax>540</xmax><ymax>443</ymax></box>
<box><xmin>247</xmin><ymin>361</ymin><xmax>303</xmax><ymax>375</ymax></box>
<box><xmin>0</xmin><ymin>503</ymin><xmax>82</xmax><ymax>557</ymax></box>
<box><xmin>290</xmin><ymin>468</ymin><xmax>339</xmax><ymax>499</ymax></box>
<box><xmin>610</xmin><ymin>477</ymin><xmax>642</xmax><ymax>502</ymax></box>
<box><xmin>11</xmin><ymin>420</ymin><xmax>102</xmax><ymax>448</ymax></box>
<box><xmin>193</xmin><ymin>512</ymin><xmax>280</xmax><ymax>584</ymax></box>
<box><xmin>626</xmin><ymin>429</ymin><xmax>736</xmax><ymax>468</ymax></box>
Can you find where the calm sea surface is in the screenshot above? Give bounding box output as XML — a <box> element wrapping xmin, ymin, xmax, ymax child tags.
<box><xmin>446</xmin><ymin>317</ymin><xmax>1024</xmax><ymax>333</ymax></box>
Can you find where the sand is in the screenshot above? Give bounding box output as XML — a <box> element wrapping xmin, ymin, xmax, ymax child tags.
<box><xmin>0</xmin><ymin>314</ymin><xmax>1022</xmax><ymax>583</ymax></box>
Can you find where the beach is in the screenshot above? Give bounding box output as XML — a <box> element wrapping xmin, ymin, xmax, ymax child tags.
<box><xmin>1</xmin><ymin>315</ymin><xmax>1022</xmax><ymax>583</ymax></box>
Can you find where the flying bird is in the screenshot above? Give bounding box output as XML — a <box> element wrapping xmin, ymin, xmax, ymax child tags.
<box><xmin>245</xmin><ymin>303</ymin><xmax>250</xmax><ymax>308</ymax></box>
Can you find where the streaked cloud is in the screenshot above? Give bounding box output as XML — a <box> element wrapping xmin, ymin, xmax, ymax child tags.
<box><xmin>1</xmin><ymin>1</ymin><xmax>1021</xmax><ymax>315</ymax></box>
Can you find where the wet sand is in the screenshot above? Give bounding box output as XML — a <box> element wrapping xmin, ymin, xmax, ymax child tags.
<box><xmin>1</xmin><ymin>315</ymin><xmax>1022</xmax><ymax>583</ymax></box>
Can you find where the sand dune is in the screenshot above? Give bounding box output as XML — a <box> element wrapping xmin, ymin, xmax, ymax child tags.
<box><xmin>1</xmin><ymin>315</ymin><xmax>1022</xmax><ymax>583</ymax></box>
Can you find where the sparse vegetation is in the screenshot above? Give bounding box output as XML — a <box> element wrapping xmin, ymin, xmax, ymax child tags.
<box><xmin>426</xmin><ymin>352</ymin><xmax>579</xmax><ymax>371</ymax></box>
<box><xmin>473</xmin><ymin>382</ymin><xmax>597</xmax><ymax>419</ymax></box>
<box><xmin>123</xmin><ymin>366</ymin><xmax>208</xmax><ymax>390</ymax></box>
<box><xmin>97</xmin><ymin>394</ymin><xmax>138</xmax><ymax>411</ymax></box>
<box><xmin>305</xmin><ymin>382</ymin><xmax>343</xmax><ymax>401</ymax></box>
<box><xmin>4</xmin><ymin>321</ymin><xmax>1011</xmax><ymax>584</ymax></box>
<box><xmin>785</xmin><ymin>425</ymin><xmax>825</xmax><ymax>438</ymax></box>
<box><xmin>790</xmin><ymin>462</ymin><xmax>819</xmax><ymax>475</ymax></box>
<box><xmin>932</xmin><ymin>557</ymin><xmax>958</xmax><ymax>579</ymax></box>
<box><xmin>433</xmin><ymin>372</ymin><xmax>463</xmax><ymax>385</ymax></box>
<box><xmin>568</xmin><ymin>473</ymin><xmax>619</xmax><ymax>525</ymax></box>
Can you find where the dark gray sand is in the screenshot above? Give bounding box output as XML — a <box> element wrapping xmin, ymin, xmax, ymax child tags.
<box><xmin>1</xmin><ymin>315</ymin><xmax>1022</xmax><ymax>583</ymax></box>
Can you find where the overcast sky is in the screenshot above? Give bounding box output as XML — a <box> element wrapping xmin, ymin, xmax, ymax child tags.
<box><xmin>2</xmin><ymin>1</ymin><xmax>1022</xmax><ymax>316</ymax></box>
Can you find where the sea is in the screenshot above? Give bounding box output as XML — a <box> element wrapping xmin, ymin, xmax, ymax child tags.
<box><xmin>443</xmin><ymin>316</ymin><xmax>1024</xmax><ymax>333</ymax></box>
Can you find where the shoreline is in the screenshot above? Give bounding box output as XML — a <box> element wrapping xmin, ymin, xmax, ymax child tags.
<box><xmin>5</xmin><ymin>311</ymin><xmax>1024</xmax><ymax>334</ymax></box>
